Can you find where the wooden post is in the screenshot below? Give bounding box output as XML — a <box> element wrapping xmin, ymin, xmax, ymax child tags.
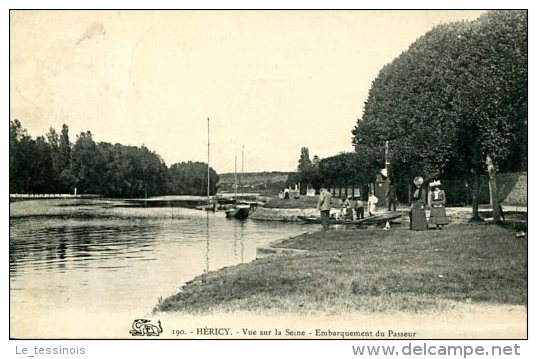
<box><xmin>486</xmin><ymin>155</ymin><xmax>501</xmax><ymax>224</ymax></box>
<box><xmin>470</xmin><ymin>168</ymin><xmax>481</xmax><ymax>222</ymax></box>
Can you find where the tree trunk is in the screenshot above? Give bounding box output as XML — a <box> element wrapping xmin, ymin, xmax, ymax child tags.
<box><xmin>486</xmin><ymin>155</ymin><xmax>502</xmax><ymax>224</ymax></box>
<box><xmin>469</xmin><ymin>169</ymin><xmax>481</xmax><ymax>222</ymax></box>
<box><xmin>465</xmin><ymin>180</ymin><xmax>471</xmax><ymax>205</ymax></box>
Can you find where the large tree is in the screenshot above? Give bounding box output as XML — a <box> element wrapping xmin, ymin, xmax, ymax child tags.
<box><xmin>46</xmin><ymin>125</ymin><xmax>74</xmax><ymax>193</ymax></box>
<box><xmin>288</xmin><ymin>147</ymin><xmax>321</xmax><ymax>193</ymax></box>
<box><xmin>297</xmin><ymin>147</ymin><xmax>312</xmax><ymax>172</ymax></box>
<box><xmin>9</xmin><ymin>119</ymin><xmax>29</xmax><ymax>192</ymax></box>
<box><xmin>10</xmin><ymin>120</ymin><xmax>56</xmax><ymax>193</ymax></box>
<box><xmin>451</xmin><ymin>10</ymin><xmax>527</xmax><ymax>222</ymax></box>
<box><xmin>352</xmin><ymin>10</ymin><xmax>527</xmax><ymax>221</ymax></box>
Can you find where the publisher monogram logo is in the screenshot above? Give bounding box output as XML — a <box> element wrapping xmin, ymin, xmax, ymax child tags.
<box><xmin>129</xmin><ymin>319</ymin><xmax>163</xmax><ymax>337</ymax></box>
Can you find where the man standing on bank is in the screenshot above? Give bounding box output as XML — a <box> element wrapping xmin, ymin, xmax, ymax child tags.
<box><xmin>387</xmin><ymin>184</ymin><xmax>397</xmax><ymax>211</ymax></box>
<box><xmin>317</xmin><ymin>187</ymin><xmax>332</xmax><ymax>230</ymax></box>
<box><xmin>355</xmin><ymin>195</ymin><xmax>365</xmax><ymax>220</ymax></box>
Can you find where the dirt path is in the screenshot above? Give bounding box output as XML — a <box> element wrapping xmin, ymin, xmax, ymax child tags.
<box><xmin>12</xmin><ymin>299</ymin><xmax>525</xmax><ymax>339</ymax></box>
<box><xmin>155</xmin><ymin>303</ymin><xmax>526</xmax><ymax>339</ymax></box>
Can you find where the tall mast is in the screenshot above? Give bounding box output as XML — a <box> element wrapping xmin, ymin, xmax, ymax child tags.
<box><xmin>241</xmin><ymin>145</ymin><xmax>245</xmax><ymax>198</ymax></box>
<box><xmin>207</xmin><ymin>117</ymin><xmax>210</xmax><ymax>204</ymax></box>
<box><xmin>234</xmin><ymin>155</ymin><xmax>238</xmax><ymax>199</ymax></box>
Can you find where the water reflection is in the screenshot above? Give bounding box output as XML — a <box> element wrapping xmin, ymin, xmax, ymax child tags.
<box><xmin>10</xmin><ymin>198</ymin><xmax>313</xmax><ymax>335</ymax></box>
<box><xmin>10</xmin><ymin>218</ymin><xmax>160</xmax><ymax>276</ymax></box>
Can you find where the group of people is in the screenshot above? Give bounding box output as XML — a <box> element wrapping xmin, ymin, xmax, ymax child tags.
<box><xmin>316</xmin><ymin>187</ymin><xmax>381</xmax><ymax>230</ymax></box>
<box><xmin>409</xmin><ymin>176</ymin><xmax>450</xmax><ymax>231</ymax></box>
<box><xmin>342</xmin><ymin>195</ymin><xmax>366</xmax><ymax>220</ymax></box>
<box><xmin>317</xmin><ymin>178</ymin><xmax>450</xmax><ymax>231</ymax></box>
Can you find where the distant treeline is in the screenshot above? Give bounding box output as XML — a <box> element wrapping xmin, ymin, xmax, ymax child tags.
<box><xmin>218</xmin><ymin>171</ymin><xmax>291</xmax><ymax>193</ymax></box>
<box><xmin>9</xmin><ymin>119</ymin><xmax>218</xmax><ymax>198</ymax></box>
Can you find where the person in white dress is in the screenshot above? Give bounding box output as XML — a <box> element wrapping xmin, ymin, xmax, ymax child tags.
<box><xmin>368</xmin><ymin>192</ymin><xmax>378</xmax><ymax>216</ymax></box>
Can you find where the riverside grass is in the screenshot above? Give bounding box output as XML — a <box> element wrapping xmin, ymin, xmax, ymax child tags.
<box><xmin>155</xmin><ymin>223</ymin><xmax>527</xmax><ymax>314</ymax></box>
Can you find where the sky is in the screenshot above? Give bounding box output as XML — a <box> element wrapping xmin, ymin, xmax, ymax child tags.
<box><xmin>10</xmin><ymin>10</ymin><xmax>484</xmax><ymax>174</ymax></box>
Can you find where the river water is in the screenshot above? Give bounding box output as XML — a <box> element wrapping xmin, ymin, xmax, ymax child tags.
<box><xmin>9</xmin><ymin>198</ymin><xmax>313</xmax><ymax>338</ymax></box>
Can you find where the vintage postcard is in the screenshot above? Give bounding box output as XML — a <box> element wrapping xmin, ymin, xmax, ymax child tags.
<box><xmin>9</xmin><ymin>9</ymin><xmax>527</xmax><ymax>341</ymax></box>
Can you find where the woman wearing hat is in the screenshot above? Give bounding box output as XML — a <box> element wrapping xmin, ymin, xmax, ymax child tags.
<box><xmin>429</xmin><ymin>181</ymin><xmax>449</xmax><ymax>229</ymax></box>
<box><xmin>410</xmin><ymin>176</ymin><xmax>427</xmax><ymax>230</ymax></box>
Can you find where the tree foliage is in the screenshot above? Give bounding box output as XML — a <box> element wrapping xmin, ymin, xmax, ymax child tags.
<box><xmin>297</xmin><ymin>147</ymin><xmax>313</xmax><ymax>172</ymax></box>
<box><xmin>9</xmin><ymin>119</ymin><xmax>219</xmax><ymax>197</ymax></box>
<box><xmin>167</xmin><ymin>161</ymin><xmax>219</xmax><ymax>196</ymax></box>
<box><xmin>10</xmin><ymin>120</ymin><xmax>61</xmax><ymax>193</ymax></box>
<box><xmin>287</xmin><ymin>147</ymin><xmax>322</xmax><ymax>192</ymax></box>
<box><xmin>286</xmin><ymin>149</ymin><xmax>377</xmax><ymax>195</ymax></box>
<box><xmin>351</xmin><ymin>10</ymin><xmax>527</xmax><ymax>207</ymax></box>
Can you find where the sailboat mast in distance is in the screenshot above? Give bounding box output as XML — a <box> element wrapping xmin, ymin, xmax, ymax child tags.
<box><xmin>241</xmin><ymin>145</ymin><xmax>245</xmax><ymax>198</ymax></box>
<box><xmin>225</xmin><ymin>144</ymin><xmax>250</xmax><ymax>220</ymax></box>
<box><xmin>207</xmin><ymin>117</ymin><xmax>210</xmax><ymax>203</ymax></box>
<box><xmin>234</xmin><ymin>155</ymin><xmax>238</xmax><ymax>199</ymax></box>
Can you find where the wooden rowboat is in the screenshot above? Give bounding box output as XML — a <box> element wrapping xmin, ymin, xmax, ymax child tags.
<box><xmin>225</xmin><ymin>205</ymin><xmax>250</xmax><ymax>220</ymax></box>
<box><xmin>297</xmin><ymin>212</ymin><xmax>402</xmax><ymax>226</ymax></box>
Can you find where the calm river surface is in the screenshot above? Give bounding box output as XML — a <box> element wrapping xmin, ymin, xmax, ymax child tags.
<box><xmin>10</xmin><ymin>198</ymin><xmax>313</xmax><ymax>337</ymax></box>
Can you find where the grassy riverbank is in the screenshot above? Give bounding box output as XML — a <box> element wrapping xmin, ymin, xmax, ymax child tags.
<box><xmin>155</xmin><ymin>223</ymin><xmax>527</xmax><ymax>314</ymax></box>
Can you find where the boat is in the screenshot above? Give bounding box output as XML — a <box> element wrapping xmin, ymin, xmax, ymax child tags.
<box><xmin>225</xmin><ymin>204</ymin><xmax>250</xmax><ymax>220</ymax></box>
<box><xmin>225</xmin><ymin>146</ymin><xmax>250</xmax><ymax>220</ymax></box>
<box><xmin>196</xmin><ymin>203</ymin><xmax>216</xmax><ymax>211</ymax></box>
<box><xmin>297</xmin><ymin>212</ymin><xmax>402</xmax><ymax>226</ymax></box>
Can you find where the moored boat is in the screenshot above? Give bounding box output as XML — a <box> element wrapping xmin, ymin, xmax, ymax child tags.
<box><xmin>195</xmin><ymin>203</ymin><xmax>217</xmax><ymax>211</ymax></box>
<box><xmin>297</xmin><ymin>212</ymin><xmax>402</xmax><ymax>226</ymax></box>
<box><xmin>225</xmin><ymin>205</ymin><xmax>250</xmax><ymax>220</ymax></box>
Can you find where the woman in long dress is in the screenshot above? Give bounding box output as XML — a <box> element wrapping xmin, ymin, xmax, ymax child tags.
<box><xmin>429</xmin><ymin>183</ymin><xmax>450</xmax><ymax>229</ymax></box>
<box><xmin>410</xmin><ymin>176</ymin><xmax>428</xmax><ymax>230</ymax></box>
<box><xmin>368</xmin><ymin>192</ymin><xmax>378</xmax><ymax>216</ymax></box>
